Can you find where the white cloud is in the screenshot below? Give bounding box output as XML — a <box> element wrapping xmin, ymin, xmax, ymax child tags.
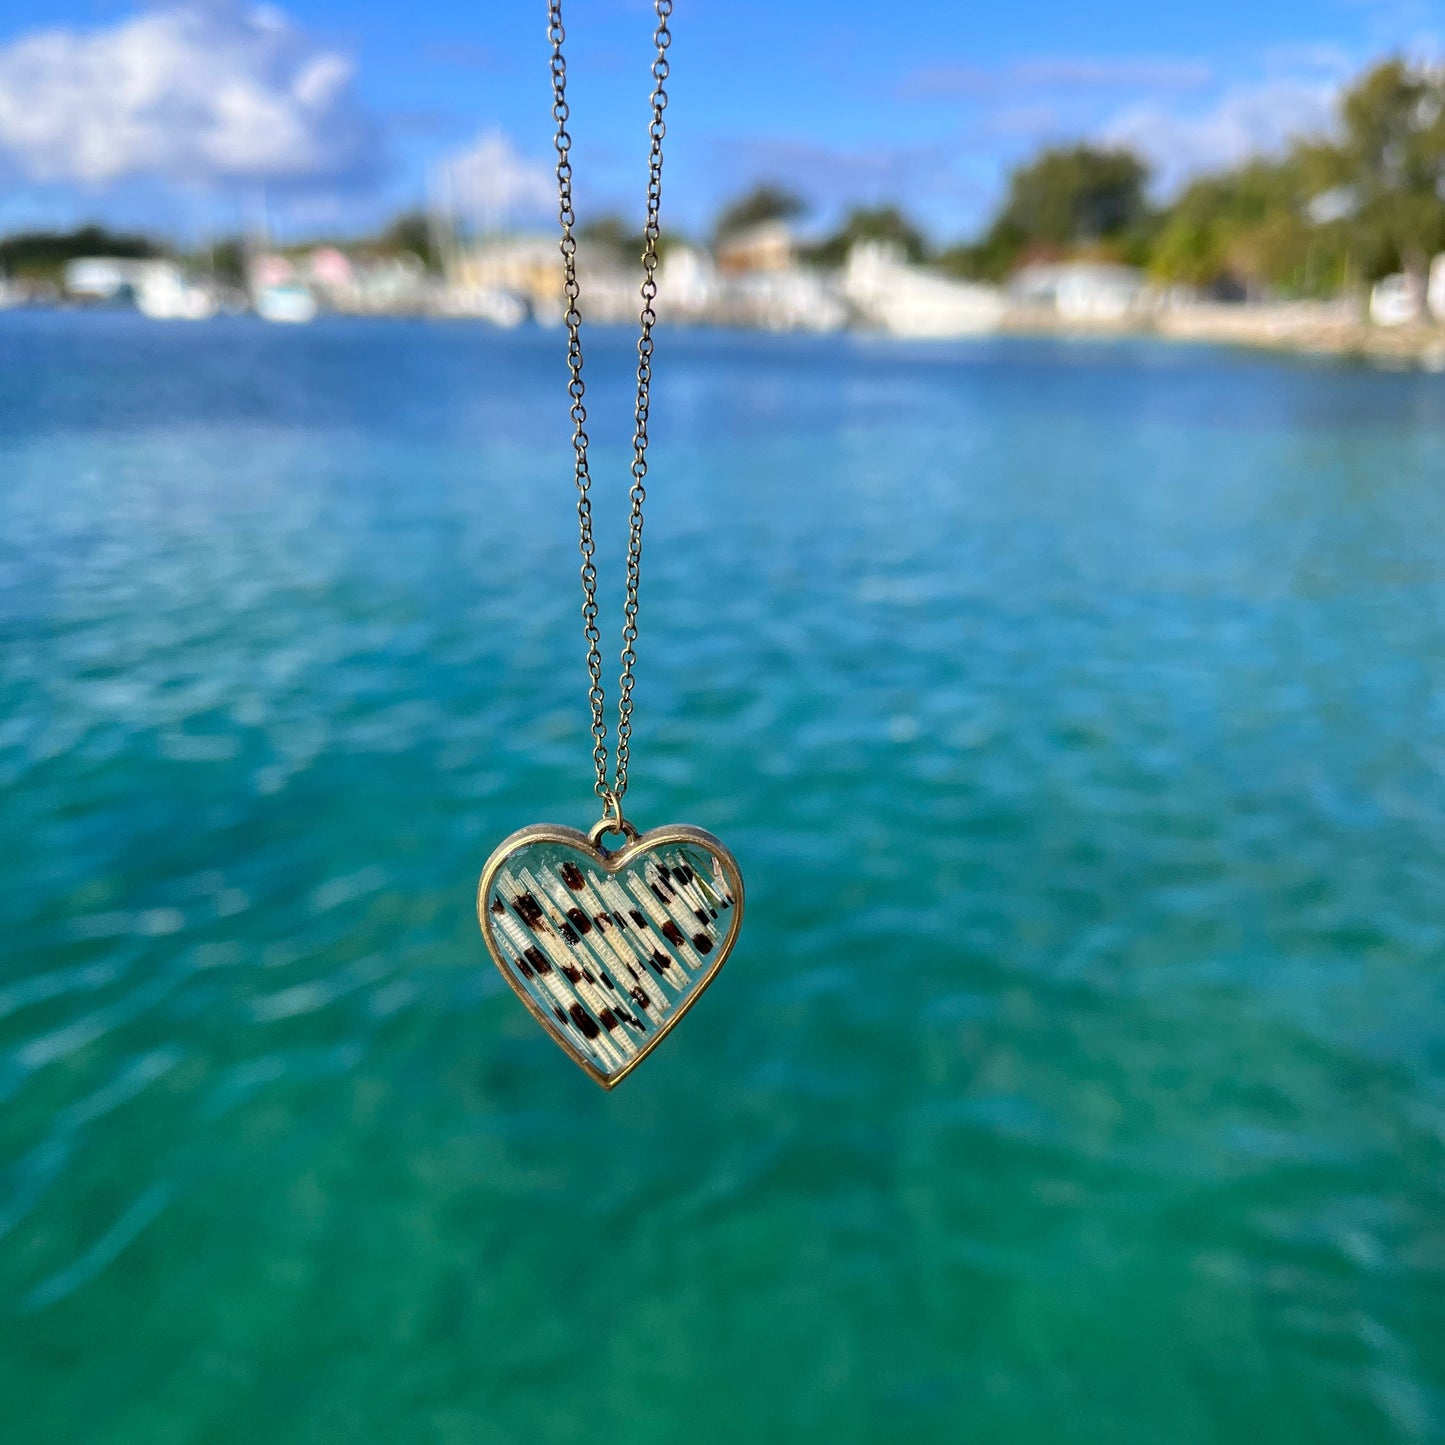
<box><xmin>1013</xmin><ymin>58</ymin><xmax>1215</xmax><ymax>90</ymax></box>
<box><xmin>981</xmin><ymin>105</ymin><xmax>1063</xmax><ymax>139</ymax></box>
<box><xmin>708</xmin><ymin>135</ymin><xmax>956</xmax><ymax>203</ymax></box>
<box><xmin>1259</xmin><ymin>42</ymin><xmax>1360</xmax><ymax>78</ymax></box>
<box><xmin>0</xmin><ymin>1</ymin><xmax>377</xmax><ymax>189</ymax></box>
<box><xmin>441</xmin><ymin>129</ymin><xmax>554</xmax><ymax>229</ymax></box>
<box><xmin>903</xmin><ymin>56</ymin><xmax>1214</xmax><ymax>101</ymax></box>
<box><xmin>1103</xmin><ymin>77</ymin><xmax>1339</xmax><ymax>193</ymax></box>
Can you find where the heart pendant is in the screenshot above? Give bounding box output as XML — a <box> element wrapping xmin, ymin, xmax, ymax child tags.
<box><xmin>477</xmin><ymin>818</ymin><xmax>744</xmax><ymax>1088</ymax></box>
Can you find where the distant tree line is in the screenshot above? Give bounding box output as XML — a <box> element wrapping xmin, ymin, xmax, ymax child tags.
<box><xmin>709</xmin><ymin>57</ymin><xmax>1445</xmax><ymax>300</ymax></box>
<box><xmin>0</xmin><ymin>225</ymin><xmax>163</xmax><ymax>282</ymax></box>
<box><xmin>0</xmin><ymin>214</ymin><xmax>439</xmax><ymax>288</ymax></box>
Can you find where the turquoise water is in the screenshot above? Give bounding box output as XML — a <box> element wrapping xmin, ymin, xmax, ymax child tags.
<box><xmin>3</xmin><ymin>312</ymin><xmax>1445</xmax><ymax>1444</ymax></box>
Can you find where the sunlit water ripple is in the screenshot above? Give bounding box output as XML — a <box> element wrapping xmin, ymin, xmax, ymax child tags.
<box><xmin>2</xmin><ymin>311</ymin><xmax>1444</xmax><ymax>1443</ymax></box>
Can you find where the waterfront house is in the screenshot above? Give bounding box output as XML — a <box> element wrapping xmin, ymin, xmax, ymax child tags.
<box><xmin>449</xmin><ymin>234</ymin><xmax>561</xmax><ymax>322</ymax></box>
<box><xmin>715</xmin><ymin>221</ymin><xmax>795</xmax><ymax>277</ymax></box>
<box><xmin>1010</xmin><ymin>261</ymin><xmax>1146</xmax><ymax>322</ymax></box>
<box><xmin>64</xmin><ymin>257</ymin><xmax>163</xmax><ymax>303</ymax></box>
<box><xmin>1429</xmin><ymin>255</ymin><xmax>1445</xmax><ymax>323</ymax></box>
<box><xmin>1371</xmin><ymin>273</ymin><xmax>1425</xmax><ymax>327</ymax></box>
<box><xmin>844</xmin><ymin>243</ymin><xmax>1005</xmax><ymax>338</ymax></box>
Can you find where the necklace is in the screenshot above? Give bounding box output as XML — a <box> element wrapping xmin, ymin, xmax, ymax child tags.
<box><xmin>476</xmin><ymin>0</ymin><xmax>744</xmax><ymax>1089</ymax></box>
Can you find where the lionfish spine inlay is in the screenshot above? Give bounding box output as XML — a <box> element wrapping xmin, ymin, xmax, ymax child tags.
<box><xmin>485</xmin><ymin>839</ymin><xmax>737</xmax><ymax>1076</ymax></box>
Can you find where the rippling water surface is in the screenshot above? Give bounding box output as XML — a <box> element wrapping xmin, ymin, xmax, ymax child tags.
<box><xmin>2</xmin><ymin>311</ymin><xmax>1444</xmax><ymax>1444</ymax></box>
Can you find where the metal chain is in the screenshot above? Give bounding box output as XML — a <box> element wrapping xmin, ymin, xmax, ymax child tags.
<box><xmin>547</xmin><ymin>0</ymin><xmax>607</xmax><ymax>802</ymax></box>
<box><xmin>548</xmin><ymin>0</ymin><xmax>672</xmax><ymax>812</ymax></box>
<box><xmin>614</xmin><ymin>0</ymin><xmax>671</xmax><ymax>801</ymax></box>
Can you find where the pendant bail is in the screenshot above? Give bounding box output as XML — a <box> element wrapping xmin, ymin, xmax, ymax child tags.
<box><xmin>589</xmin><ymin>791</ymin><xmax>639</xmax><ymax>851</ymax></box>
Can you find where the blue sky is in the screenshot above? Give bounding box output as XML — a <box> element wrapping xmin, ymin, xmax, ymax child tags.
<box><xmin>0</xmin><ymin>0</ymin><xmax>1439</xmax><ymax>243</ymax></box>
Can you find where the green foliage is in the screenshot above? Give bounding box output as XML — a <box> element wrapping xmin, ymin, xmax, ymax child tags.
<box><xmin>204</xmin><ymin>238</ymin><xmax>247</xmax><ymax>286</ymax></box>
<box><xmin>577</xmin><ymin>213</ymin><xmax>686</xmax><ymax>264</ymax></box>
<box><xmin>375</xmin><ymin>211</ymin><xmax>439</xmax><ymax>270</ymax></box>
<box><xmin>806</xmin><ymin>205</ymin><xmax>929</xmax><ymax>268</ymax></box>
<box><xmin>578</xmin><ymin>214</ymin><xmax>640</xmax><ymax>257</ymax></box>
<box><xmin>1151</xmin><ymin>59</ymin><xmax>1445</xmax><ymax>293</ymax></box>
<box><xmin>1147</xmin><ymin>160</ymin><xmax>1309</xmax><ymax>290</ymax></box>
<box><xmin>713</xmin><ymin>185</ymin><xmax>806</xmax><ymax>242</ymax></box>
<box><xmin>937</xmin><ymin>224</ymin><xmax>1028</xmax><ymax>282</ymax></box>
<box><xmin>1335</xmin><ymin>59</ymin><xmax>1445</xmax><ymax>279</ymax></box>
<box><xmin>943</xmin><ymin>146</ymin><xmax>1152</xmax><ymax>280</ymax></box>
<box><xmin>940</xmin><ymin>58</ymin><xmax>1445</xmax><ymax>297</ymax></box>
<box><xmin>994</xmin><ymin>145</ymin><xmax>1151</xmax><ymax>248</ymax></box>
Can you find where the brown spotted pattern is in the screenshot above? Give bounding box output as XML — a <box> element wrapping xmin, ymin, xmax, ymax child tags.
<box><xmin>486</xmin><ymin>839</ymin><xmax>735</xmax><ymax>1077</ymax></box>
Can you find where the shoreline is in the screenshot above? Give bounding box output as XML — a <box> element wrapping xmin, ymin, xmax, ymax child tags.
<box><xmin>1000</xmin><ymin>300</ymin><xmax>1445</xmax><ymax>369</ymax></box>
<box><xmin>7</xmin><ymin>295</ymin><xmax>1445</xmax><ymax>369</ymax></box>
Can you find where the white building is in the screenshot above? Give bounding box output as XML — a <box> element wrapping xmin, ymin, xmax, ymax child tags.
<box><xmin>731</xmin><ymin>266</ymin><xmax>849</xmax><ymax>332</ymax></box>
<box><xmin>655</xmin><ymin>244</ymin><xmax>719</xmax><ymax>322</ymax></box>
<box><xmin>1010</xmin><ymin>261</ymin><xmax>1147</xmax><ymax>322</ymax></box>
<box><xmin>134</xmin><ymin>263</ymin><xmax>217</xmax><ymax>320</ymax></box>
<box><xmin>844</xmin><ymin>243</ymin><xmax>1005</xmax><ymax>338</ymax></box>
<box><xmin>1371</xmin><ymin>273</ymin><xmax>1425</xmax><ymax>327</ymax></box>
<box><xmin>65</xmin><ymin>257</ymin><xmax>164</xmax><ymax>301</ymax></box>
<box><xmin>1428</xmin><ymin>255</ymin><xmax>1445</xmax><ymax>324</ymax></box>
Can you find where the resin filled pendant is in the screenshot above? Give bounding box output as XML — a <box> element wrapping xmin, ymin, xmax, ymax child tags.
<box><xmin>477</xmin><ymin>817</ymin><xmax>744</xmax><ymax>1088</ymax></box>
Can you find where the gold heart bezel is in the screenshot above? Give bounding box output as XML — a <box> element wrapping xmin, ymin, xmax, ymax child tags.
<box><xmin>476</xmin><ymin>821</ymin><xmax>744</xmax><ymax>1089</ymax></box>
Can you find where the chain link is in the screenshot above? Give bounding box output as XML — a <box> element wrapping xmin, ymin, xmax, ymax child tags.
<box><xmin>548</xmin><ymin>0</ymin><xmax>671</xmax><ymax>807</ymax></box>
